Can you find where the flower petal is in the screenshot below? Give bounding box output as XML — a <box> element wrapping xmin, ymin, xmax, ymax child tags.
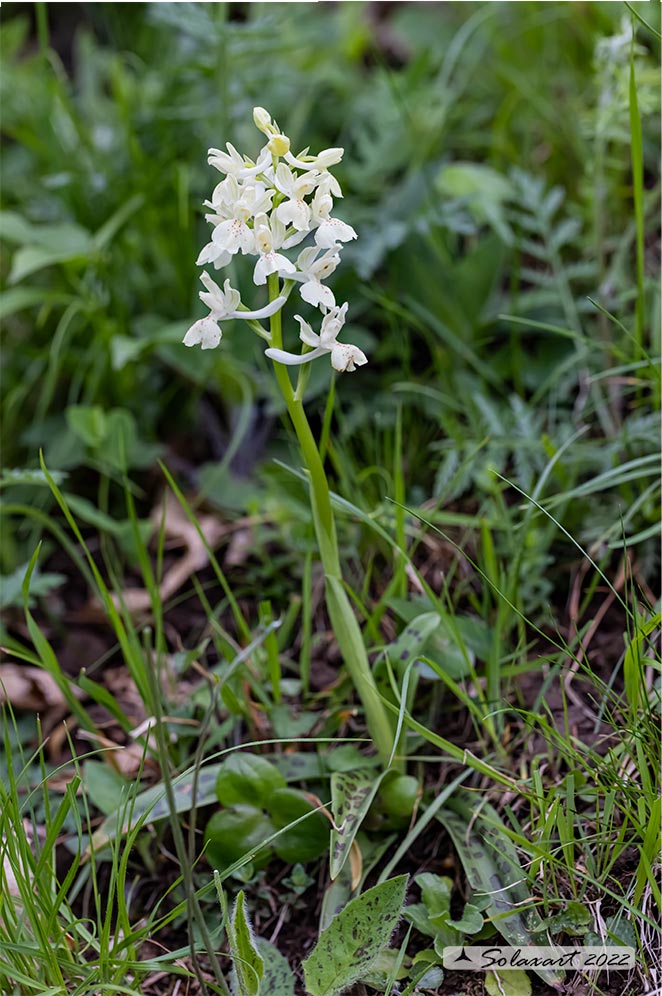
<box><xmin>315</xmin><ymin>218</ymin><xmax>357</xmax><ymax>248</ymax></box>
<box><xmin>183</xmin><ymin>318</ymin><xmax>222</xmax><ymax>350</ymax></box>
<box><xmin>300</xmin><ymin>280</ymin><xmax>336</xmax><ymax>310</ymax></box>
<box><xmin>230</xmin><ymin>295</ymin><xmax>287</xmax><ymax>320</ymax></box>
<box><xmin>265</xmin><ymin>346</ymin><xmax>327</xmax><ymax>366</ymax></box>
<box><xmin>330</xmin><ymin>342</ymin><xmax>368</xmax><ymax>372</ymax></box>
<box><xmin>294</xmin><ymin>315</ymin><xmax>320</xmax><ymax>348</ymax></box>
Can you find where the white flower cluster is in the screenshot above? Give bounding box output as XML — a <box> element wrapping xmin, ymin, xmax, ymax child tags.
<box><xmin>184</xmin><ymin>107</ymin><xmax>367</xmax><ymax>373</ymax></box>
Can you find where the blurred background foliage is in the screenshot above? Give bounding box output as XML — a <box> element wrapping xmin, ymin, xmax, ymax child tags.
<box><xmin>1</xmin><ymin>1</ymin><xmax>660</xmax><ymax>609</ymax></box>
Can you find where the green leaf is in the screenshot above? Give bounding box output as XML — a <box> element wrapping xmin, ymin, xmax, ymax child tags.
<box><xmin>539</xmin><ymin>901</ymin><xmax>591</xmax><ymax>936</ymax></box>
<box><xmin>329</xmin><ymin>768</ymin><xmax>389</xmax><ymax>879</ymax></box>
<box><xmin>485</xmin><ymin>969</ymin><xmax>532</xmax><ymax>996</ymax></box>
<box><xmin>66</xmin><ymin>405</ymin><xmax>107</xmax><ymax>449</ymax></box>
<box><xmin>228</xmin><ymin>892</ymin><xmax>263</xmax><ymax>996</ymax></box>
<box><xmin>303</xmin><ymin>875</ymin><xmax>408</xmax><ymax>996</ymax></box>
<box><xmin>255</xmin><ymin>939</ymin><xmax>296</xmax><ymax>996</ymax></box>
<box><xmin>8</xmin><ymin>223</ymin><xmax>94</xmax><ymax>283</ymax></box>
<box><xmin>0</xmin><ymin>210</ymin><xmax>37</xmax><ymax>244</ymax></box>
<box><xmin>205</xmin><ymin>806</ymin><xmax>273</xmax><ymax>872</ymax></box>
<box><xmin>448</xmin><ymin>902</ymin><xmax>484</xmax><ymax>935</ymax></box>
<box><xmin>586</xmin><ymin>915</ymin><xmax>638</xmax><ymax>949</ymax></box>
<box><xmin>384</xmin><ymin>612</ymin><xmax>442</xmax><ymax>670</ymax></box>
<box><xmin>378</xmin><ymin>773</ymin><xmax>420</xmax><ymax>821</ymax></box>
<box><xmin>0</xmin><ymin>561</ymin><xmax>66</xmax><ymax>610</ymax></box>
<box><xmin>215</xmin><ymin>752</ymin><xmax>286</xmax><ymax>808</ymax></box>
<box><xmin>84</xmin><ymin>762</ymin><xmax>127</xmax><ymax>816</ymax></box>
<box><xmin>91</xmin><ymin>752</ymin><xmax>324</xmax><ymax>851</ymax></box>
<box><xmin>437</xmin><ymin>793</ymin><xmax>564</xmax><ymax>988</ymax></box>
<box><xmin>269</xmin><ymin>788</ymin><xmax>328</xmax><ymax>864</ymax></box>
<box><xmin>410</xmin><ymin>873</ymin><xmax>461</xmax><ymax>948</ymax></box>
<box><xmin>0</xmin><ymin>287</ymin><xmax>71</xmax><ymax>319</ymax></box>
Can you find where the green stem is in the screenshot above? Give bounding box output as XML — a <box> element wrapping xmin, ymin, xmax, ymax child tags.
<box><xmin>267</xmin><ymin>276</ymin><xmax>397</xmax><ymax>768</ymax></box>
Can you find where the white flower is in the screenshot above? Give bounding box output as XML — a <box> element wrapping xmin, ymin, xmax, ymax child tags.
<box><xmin>265</xmin><ymin>303</ymin><xmax>368</xmax><ymax>373</ymax></box>
<box><xmin>285</xmin><ymin>147</ymin><xmax>344</xmax><ymax>171</ymax></box>
<box><xmin>183</xmin><ymin>273</ymin><xmax>287</xmax><ymax>349</ymax></box>
<box><xmin>206</xmin><ymin>177</ymin><xmax>274</xmax><ymax>223</ymax></box>
<box><xmin>253</xmin><ymin>106</ymin><xmax>273</xmax><ymax>134</ymax></box>
<box><xmin>199</xmin><ymin>178</ymin><xmax>275</xmax><ymax>268</ymax></box>
<box><xmin>273</xmin><ymin>164</ymin><xmax>319</xmax><ymax>231</ymax></box>
<box><xmin>198</xmin><ymin>272</ymin><xmax>241</xmax><ymax>317</ymax></box>
<box><xmin>196</xmin><ymin>241</ymin><xmax>233</xmax><ymax>270</ymax></box>
<box><xmin>291</xmin><ymin>245</ymin><xmax>340</xmax><ymax>309</ymax></box>
<box><xmin>183</xmin><ymin>317</ymin><xmax>222</xmax><ymax>350</ymax></box>
<box><xmin>208</xmin><ymin>143</ymin><xmax>271</xmax><ymax>179</ymax></box>
<box><xmin>211</xmin><ymin>217</ymin><xmax>254</xmax><ymax>256</ymax></box>
<box><xmin>315</xmin><ymin>217</ymin><xmax>357</xmax><ymax>249</ymax></box>
<box><xmin>267</xmin><ymin>133</ymin><xmax>290</xmax><ymax>157</ymax></box>
<box><xmin>253</xmin><ymin>212</ymin><xmax>297</xmax><ymax>285</ymax></box>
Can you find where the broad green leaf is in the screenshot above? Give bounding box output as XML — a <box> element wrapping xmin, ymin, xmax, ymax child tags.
<box><xmin>0</xmin><ymin>561</ymin><xmax>66</xmax><ymax>610</ymax></box>
<box><xmin>359</xmin><ymin>947</ymin><xmax>409</xmax><ymax>988</ymax></box>
<box><xmin>378</xmin><ymin>773</ymin><xmax>420</xmax><ymax>821</ymax></box>
<box><xmin>269</xmin><ymin>788</ymin><xmax>328</xmax><ymax>864</ymax></box>
<box><xmin>586</xmin><ymin>915</ymin><xmax>638</xmax><ymax>949</ymax></box>
<box><xmin>303</xmin><ymin>875</ymin><xmax>408</xmax><ymax>996</ymax></box>
<box><xmin>255</xmin><ymin>939</ymin><xmax>295</xmax><ymax>996</ymax></box>
<box><xmin>215</xmin><ymin>752</ymin><xmax>286</xmax><ymax>808</ymax></box>
<box><xmin>329</xmin><ymin>768</ymin><xmax>389</xmax><ymax>879</ymax></box>
<box><xmin>111</xmin><ymin>335</ymin><xmax>147</xmax><ymax>371</ymax></box>
<box><xmin>66</xmin><ymin>405</ymin><xmax>107</xmax><ymax>449</ymax></box>
<box><xmin>91</xmin><ymin>752</ymin><xmax>326</xmax><ymax>851</ymax></box>
<box><xmin>437</xmin><ymin>793</ymin><xmax>564</xmax><ymax>987</ymax></box>
<box><xmin>407</xmin><ymin>873</ymin><xmax>461</xmax><ymax>948</ymax></box>
<box><xmin>486</xmin><ymin>969</ymin><xmax>532</xmax><ymax>996</ymax></box>
<box><xmin>436</xmin><ymin>162</ymin><xmax>512</xmax><ymax>202</ymax></box>
<box><xmin>0</xmin><ymin>287</ymin><xmax>71</xmax><ymax>319</ymax></box>
<box><xmin>539</xmin><ymin>901</ymin><xmax>591</xmax><ymax>936</ymax></box>
<box><xmin>83</xmin><ymin>762</ymin><xmax>127</xmax><ymax>816</ymax></box>
<box><xmin>384</xmin><ymin>612</ymin><xmax>442</xmax><ymax>670</ymax></box>
<box><xmin>0</xmin><ymin>210</ymin><xmax>37</xmax><ymax>244</ymax></box>
<box><xmin>449</xmin><ymin>902</ymin><xmax>484</xmax><ymax>935</ymax></box>
<box><xmin>205</xmin><ymin>805</ymin><xmax>273</xmax><ymax>871</ymax></box>
<box><xmin>8</xmin><ymin>223</ymin><xmax>94</xmax><ymax>282</ymax></box>
<box><xmin>326</xmin><ymin>745</ymin><xmax>377</xmax><ymax>773</ymax></box>
<box><xmin>229</xmin><ymin>892</ymin><xmax>263</xmax><ymax>996</ymax></box>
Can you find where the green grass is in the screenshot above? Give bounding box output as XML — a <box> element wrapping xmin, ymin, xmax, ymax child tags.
<box><xmin>1</xmin><ymin>3</ymin><xmax>660</xmax><ymax>995</ymax></box>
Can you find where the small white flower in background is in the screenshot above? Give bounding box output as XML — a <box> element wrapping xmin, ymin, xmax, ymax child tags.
<box><xmin>183</xmin><ymin>106</ymin><xmax>367</xmax><ymax>372</ymax></box>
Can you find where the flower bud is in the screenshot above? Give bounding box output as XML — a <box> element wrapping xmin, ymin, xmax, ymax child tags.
<box><xmin>267</xmin><ymin>133</ymin><xmax>290</xmax><ymax>157</ymax></box>
<box><xmin>253</xmin><ymin>106</ymin><xmax>273</xmax><ymax>135</ymax></box>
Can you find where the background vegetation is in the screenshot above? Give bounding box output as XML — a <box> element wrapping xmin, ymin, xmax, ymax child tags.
<box><xmin>1</xmin><ymin>3</ymin><xmax>660</xmax><ymax>996</ymax></box>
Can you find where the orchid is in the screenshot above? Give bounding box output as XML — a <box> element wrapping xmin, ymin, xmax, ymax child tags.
<box><xmin>252</xmin><ymin>212</ymin><xmax>297</xmax><ymax>285</ymax></box>
<box><xmin>291</xmin><ymin>245</ymin><xmax>341</xmax><ymax>308</ymax></box>
<box><xmin>265</xmin><ymin>303</ymin><xmax>367</xmax><ymax>373</ymax></box>
<box><xmin>183</xmin><ymin>110</ymin><xmax>394</xmax><ymax>774</ymax></box>
<box><xmin>183</xmin><ymin>105</ymin><xmax>367</xmax><ymax>376</ymax></box>
<box><xmin>183</xmin><ymin>271</ymin><xmax>285</xmax><ymax>349</ymax></box>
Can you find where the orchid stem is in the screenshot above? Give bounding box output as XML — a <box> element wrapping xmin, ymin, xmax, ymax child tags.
<box><xmin>268</xmin><ymin>275</ymin><xmax>397</xmax><ymax>769</ymax></box>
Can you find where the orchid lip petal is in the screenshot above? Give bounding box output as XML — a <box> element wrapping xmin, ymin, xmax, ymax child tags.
<box><xmin>264</xmin><ymin>346</ymin><xmax>327</xmax><ymax>366</ymax></box>
<box><xmin>230</xmin><ymin>296</ymin><xmax>287</xmax><ymax>320</ymax></box>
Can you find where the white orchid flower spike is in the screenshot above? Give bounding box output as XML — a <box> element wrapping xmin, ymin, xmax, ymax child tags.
<box><xmin>183</xmin><ymin>106</ymin><xmax>367</xmax><ymax>373</ymax></box>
